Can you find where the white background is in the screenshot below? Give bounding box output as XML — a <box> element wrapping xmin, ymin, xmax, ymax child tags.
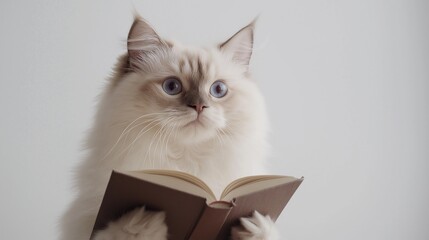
<box><xmin>1</xmin><ymin>0</ymin><xmax>428</xmax><ymax>239</ymax></box>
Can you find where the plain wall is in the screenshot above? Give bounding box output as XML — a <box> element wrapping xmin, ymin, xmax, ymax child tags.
<box><xmin>0</xmin><ymin>0</ymin><xmax>428</xmax><ymax>239</ymax></box>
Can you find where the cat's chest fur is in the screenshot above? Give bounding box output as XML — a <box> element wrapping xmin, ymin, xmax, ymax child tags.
<box><xmin>109</xmin><ymin>138</ymin><xmax>246</xmax><ymax>198</ymax></box>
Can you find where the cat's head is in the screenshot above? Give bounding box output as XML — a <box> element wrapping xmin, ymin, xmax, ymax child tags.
<box><xmin>106</xmin><ymin>17</ymin><xmax>267</xmax><ymax>145</ymax></box>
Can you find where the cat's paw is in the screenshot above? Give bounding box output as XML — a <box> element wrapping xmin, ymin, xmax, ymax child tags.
<box><xmin>93</xmin><ymin>206</ymin><xmax>168</xmax><ymax>240</ymax></box>
<box><xmin>231</xmin><ymin>211</ymin><xmax>279</xmax><ymax>240</ymax></box>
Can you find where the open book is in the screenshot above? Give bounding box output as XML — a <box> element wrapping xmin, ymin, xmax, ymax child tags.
<box><xmin>92</xmin><ymin>170</ymin><xmax>303</xmax><ymax>240</ymax></box>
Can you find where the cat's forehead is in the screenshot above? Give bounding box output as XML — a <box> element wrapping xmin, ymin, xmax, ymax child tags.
<box><xmin>172</xmin><ymin>45</ymin><xmax>216</xmax><ymax>85</ymax></box>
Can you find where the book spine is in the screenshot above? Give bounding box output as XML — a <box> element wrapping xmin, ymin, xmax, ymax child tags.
<box><xmin>188</xmin><ymin>205</ymin><xmax>232</xmax><ymax>240</ymax></box>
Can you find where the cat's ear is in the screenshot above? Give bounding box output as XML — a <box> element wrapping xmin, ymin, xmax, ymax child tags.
<box><xmin>219</xmin><ymin>20</ymin><xmax>255</xmax><ymax>67</ymax></box>
<box><xmin>127</xmin><ymin>17</ymin><xmax>167</xmax><ymax>69</ymax></box>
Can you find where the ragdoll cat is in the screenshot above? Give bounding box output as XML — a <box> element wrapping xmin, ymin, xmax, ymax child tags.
<box><xmin>60</xmin><ymin>16</ymin><xmax>278</xmax><ymax>240</ymax></box>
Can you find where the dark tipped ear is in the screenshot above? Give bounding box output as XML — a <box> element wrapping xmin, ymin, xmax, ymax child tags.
<box><xmin>219</xmin><ymin>20</ymin><xmax>255</xmax><ymax>67</ymax></box>
<box><xmin>127</xmin><ymin>17</ymin><xmax>166</xmax><ymax>68</ymax></box>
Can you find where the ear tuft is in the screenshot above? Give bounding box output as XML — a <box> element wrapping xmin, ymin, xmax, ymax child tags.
<box><xmin>219</xmin><ymin>19</ymin><xmax>256</xmax><ymax>67</ymax></box>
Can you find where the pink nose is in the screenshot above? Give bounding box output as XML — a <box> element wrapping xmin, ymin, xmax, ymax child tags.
<box><xmin>188</xmin><ymin>104</ymin><xmax>207</xmax><ymax>113</ymax></box>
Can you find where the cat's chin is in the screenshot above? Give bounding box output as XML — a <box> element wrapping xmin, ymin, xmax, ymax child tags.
<box><xmin>176</xmin><ymin>121</ymin><xmax>218</xmax><ymax>145</ymax></box>
<box><xmin>183</xmin><ymin>119</ymin><xmax>205</xmax><ymax>128</ymax></box>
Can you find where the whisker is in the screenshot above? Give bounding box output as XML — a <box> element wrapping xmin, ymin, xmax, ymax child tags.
<box><xmin>156</xmin><ymin>117</ymin><xmax>176</xmax><ymax>164</ymax></box>
<box><xmin>163</xmin><ymin>120</ymin><xmax>179</xmax><ymax>161</ymax></box>
<box><xmin>215</xmin><ymin>129</ymin><xmax>224</xmax><ymax>146</ymax></box>
<box><xmin>123</xmin><ymin>118</ymin><xmax>162</xmax><ymax>161</ymax></box>
<box><xmin>158</xmin><ymin>121</ymin><xmax>172</xmax><ymax>163</ymax></box>
<box><xmin>102</xmin><ymin>112</ymin><xmax>168</xmax><ymax>160</ymax></box>
<box><xmin>144</xmin><ymin>117</ymin><xmax>174</xmax><ymax>167</ymax></box>
<box><xmin>218</xmin><ymin>127</ymin><xmax>233</xmax><ymax>144</ymax></box>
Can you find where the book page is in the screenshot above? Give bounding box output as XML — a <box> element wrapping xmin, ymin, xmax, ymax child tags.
<box><xmin>122</xmin><ymin>170</ymin><xmax>217</xmax><ymax>202</ymax></box>
<box><xmin>220</xmin><ymin>175</ymin><xmax>299</xmax><ymax>201</ymax></box>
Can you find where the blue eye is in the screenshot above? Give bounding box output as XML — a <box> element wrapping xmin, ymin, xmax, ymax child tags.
<box><xmin>210</xmin><ymin>80</ymin><xmax>228</xmax><ymax>98</ymax></box>
<box><xmin>162</xmin><ymin>77</ymin><xmax>182</xmax><ymax>95</ymax></box>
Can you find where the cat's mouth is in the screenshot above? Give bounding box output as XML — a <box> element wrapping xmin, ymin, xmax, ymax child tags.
<box><xmin>184</xmin><ymin>118</ymin><xmax>205</xmax><ymax>128</ymax></box>
<box><xmin>182</xmin><ymin>111</ymin><xmax>208</xmax><ymax>128</ymax></box>
<box><xmin>177</xmin><ymin>112</ymin><xmax>221</xmax><ymax>142</ymax></box>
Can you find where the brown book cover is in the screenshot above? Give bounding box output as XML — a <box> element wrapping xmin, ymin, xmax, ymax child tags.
<box><xmin>91</xmin><ymin>170</ymin><xmax>303</xmax><ymax>240</ymax></box>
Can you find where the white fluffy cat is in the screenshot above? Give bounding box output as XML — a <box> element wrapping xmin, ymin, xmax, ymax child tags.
<box><xmin>60</xmin><ymin>16</ymin><xmax>278</xmax><ymax>240</ymax></box>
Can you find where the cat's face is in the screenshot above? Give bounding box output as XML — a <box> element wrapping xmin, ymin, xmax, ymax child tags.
<box><xmin>108</xmin><ymin>18</ymin><xmax>265</xmax><ymax>145</ymax></box>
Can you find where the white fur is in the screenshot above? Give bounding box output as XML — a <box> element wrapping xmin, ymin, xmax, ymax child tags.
<box><xmin>232</xmin><ymin>212</ymin><xmax>279</xmax><ymax>240</ymax></box>
<box><xmin>60</xmin><ymin>18</ymin><xmax>277</xmax><ymax>240</ymax></box>
<box><xmin>92</xmin><ymin>207</ymin><xmax>168</xmax><ymax>240</ymax></box>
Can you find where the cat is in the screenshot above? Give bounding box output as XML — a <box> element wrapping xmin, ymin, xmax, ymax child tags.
<box><xmin>60</xmin><ymin>16</ymin><xmax>278</xmax><ymax>240</ymax></box>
